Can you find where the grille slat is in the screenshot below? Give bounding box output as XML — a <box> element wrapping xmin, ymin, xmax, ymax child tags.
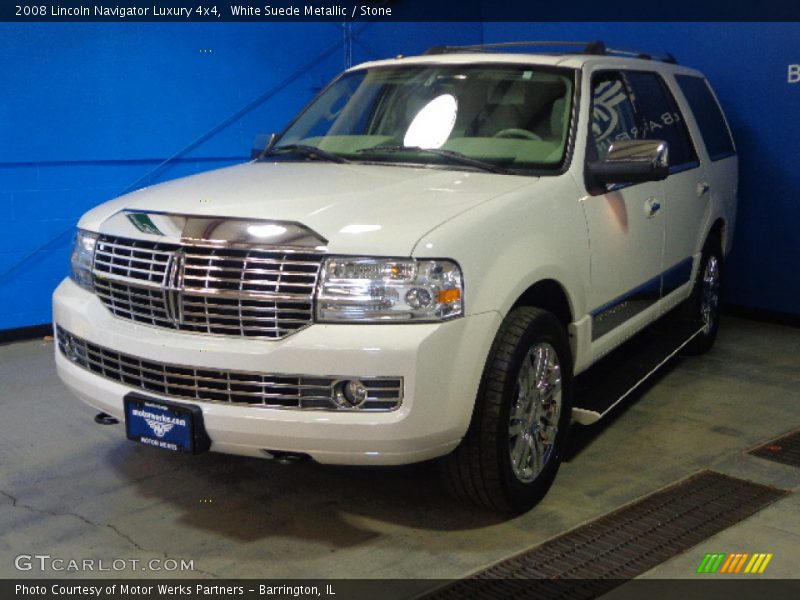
<box><xmin>183</xmin><ymin>274</ymin><xmax>317</xmax><ymax>286</ymax></box>
<box><xmin>94</xmin><ymin>259</ymin><xmax>170</xmax><ymax>279</ymax></box>
<box><xmin>92</xmin><ymin>235</ymin><xmax>320</xmax><ymax>339</ymax></box>
<box><xmin>181</xmin><ymin>309</ymin><xmax>309</xmax><ymax>324</ymax></box>
<box><xmin>57</xmin><ymin>326</ymin><xmax>402</xmax><ymax>411</ymax></box>
<box><xmin>183</xmin><ymin>254</ymin><xmax>321</xmax><ymax>267</ymax></box>
<box><xmin>190</xmin><ymin>264</ymin><xmax>320</xmax><ymax>275</ymax></box>
<box><xmin>181</xmin><ymin>288</ymin><xmax>310</xmax><ymax>301</ymax></box>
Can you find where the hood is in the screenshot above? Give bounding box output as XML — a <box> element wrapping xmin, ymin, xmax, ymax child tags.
<box><xmin>80</xmin><ymin>161</ymin><xmax>533</xmax><ymax>255</ymax></box>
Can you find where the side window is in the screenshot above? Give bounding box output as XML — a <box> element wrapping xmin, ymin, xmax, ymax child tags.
<box><xmin>675</xmin><ymin>74</ymin><xmax>736</xmax><ymax>161</ymax></box>
<box><xmin>590</xmin><ymin>74</ymin><xmax>639</xmax><ymax>160</ymax></box>
<box><xmin>624</xmin><ymin>71</ymin><xmax>698</xmax><ymax>171</ymax></box>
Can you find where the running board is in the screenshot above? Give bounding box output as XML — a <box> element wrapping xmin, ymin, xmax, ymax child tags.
<box><xmin>572</xmin><ymin>320</ymin><xmax>704</xmax><ymax>425</ymax></box>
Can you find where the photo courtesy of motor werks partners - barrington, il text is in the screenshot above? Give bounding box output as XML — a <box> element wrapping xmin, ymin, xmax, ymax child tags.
<box><xmin>15</xmin><ymin>583</ymin><xmax>335</xmax><ymax>597</ymax></box>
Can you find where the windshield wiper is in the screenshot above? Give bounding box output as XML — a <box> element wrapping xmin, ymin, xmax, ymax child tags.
<box><xmin>263</xmin><ymin>144</ymin><xmax>350</xmax><ymax>164</ymax></box>
<box><xmin>356</xmin><ymin>145</ymin><xmax>509</xmax><ymax>174</ymax></box>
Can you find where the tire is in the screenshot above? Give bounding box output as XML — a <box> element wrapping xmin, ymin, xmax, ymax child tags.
<box><xmin>441</xmin><ymin>307</ymin><xmax>573</xmax><ymax>513</ymax></box>
<box><xmin>681</xmin><ymin>235</ymin><xmax>723</xmax><ymax>356</ymax></box>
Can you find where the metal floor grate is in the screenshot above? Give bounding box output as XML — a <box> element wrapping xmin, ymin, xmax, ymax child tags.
<box><xmin>424</xmin><ymin>472</ymin><xmax>786</xmax><ymax>600</ymax></box>
<box><xmin>750</xmin><ymin>429</ymin><xmax>800</xmax><ymax>468</ymax></box>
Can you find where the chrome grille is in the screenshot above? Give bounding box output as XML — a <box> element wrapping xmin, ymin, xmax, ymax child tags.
<box><xmin>57</xmin><ymin>326</ymin><xmax>403</xmax><ymax>411</ymax></box>
<box><xmin>93</xmin><ymin>236</ymin><xmax>176</xmax><ymax>284</ymax></box>
<box><xmin>92</xmin><ymin>235</ymin><xmax>321</xmax><ymax>339</ymax></box>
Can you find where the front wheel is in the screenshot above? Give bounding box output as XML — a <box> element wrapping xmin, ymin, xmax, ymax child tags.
<box><xmin>682</xmin><ymin>236</ymin><xmax>723</xmax><ymax>355</ymax></box>
<box><xmin>441</xmin><ymin>307</ymin><xmax>573</xmax><ymax>513</ymax></box>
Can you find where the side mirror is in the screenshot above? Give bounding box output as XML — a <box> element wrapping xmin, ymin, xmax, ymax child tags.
<box><xmin>251</xmin><ymin>132</ymin><xmax>276</xmax><ymax>160</ymax></box>
<box><xmin>588</xmin><ymin>140</ymin><xmax>669</xmax><ymax>184</ymax></box>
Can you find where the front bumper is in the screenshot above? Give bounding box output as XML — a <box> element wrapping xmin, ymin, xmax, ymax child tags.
<box><xmin>53</xmin><ymin>278</ymin><xmax>501</xmax><ymax>465</ymax></box>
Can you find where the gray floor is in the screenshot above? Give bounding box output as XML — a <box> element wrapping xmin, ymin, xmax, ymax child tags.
<box><xmin>1</xmin><ymin>317</ymin><xmax>798</xmax><ymax>590</ymax></box>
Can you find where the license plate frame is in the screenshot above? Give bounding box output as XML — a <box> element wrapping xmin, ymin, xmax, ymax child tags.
<box><xmin>124</xmin><ymin>393</ymin><xmax>211</xmax><ymax>454</ymax></box>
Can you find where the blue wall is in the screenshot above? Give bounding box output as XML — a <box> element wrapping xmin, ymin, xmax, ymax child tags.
<box><xmin>1</xmin><ymin>22</ymin><xmax>798</xmax><ymax>330</ymax></box>
<box><xmin>485</xmin><ymin>23</ymin><xmax>800</xmax><ymax>316</ymax></box>
<box><xmin>0</xmin><ymin>22</ymin><xmax>480</xmax><ymax>330</ymax></box>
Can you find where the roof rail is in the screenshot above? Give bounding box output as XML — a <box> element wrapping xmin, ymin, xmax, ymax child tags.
<box><xmin>603</xmin><ymin>47</ymin><xmax>678</xmax><ymax>64</ymax></box>
<box><xmin>424</xmin><ymin>41</ymin><xmax>605</xmax><ymax>55</ymax></box>
<box><xmin>423</xmin><ymin>40</ymin><xmax>678</xmax><ymax>64</ymax></box>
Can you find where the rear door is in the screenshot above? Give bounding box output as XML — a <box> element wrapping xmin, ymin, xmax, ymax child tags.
<box><xmin>624</xmin><ymin>71</ymin><xmax>706</xmax><ymax>306</ymax></box>
<box><xmin>674</xmin><ymin>74</ymin><xmax>738</xmax><ymax>254</ymax></box>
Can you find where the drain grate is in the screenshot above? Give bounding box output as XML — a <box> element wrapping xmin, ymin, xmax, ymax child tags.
<box><xmin>424</xmin><ymin>472</ymin><xmax>785</xmax><ymax>600</ymax></box>
<box><xmin>750</xmin><ymin>429</ymin><xmax>800</xmax><ymax>468</ymax></box>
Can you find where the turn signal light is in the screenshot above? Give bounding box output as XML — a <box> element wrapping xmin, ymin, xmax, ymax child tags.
<box><xmin>438</xmin><ymin>288</ymin><xmax>461</xmax><ymax>304</ymax></box>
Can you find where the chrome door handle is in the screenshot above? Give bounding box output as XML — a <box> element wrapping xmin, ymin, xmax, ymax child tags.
<box><xmin>645</xmin><ymin>197</ymin><xmax>661</xmax><ymax>218</ymax></box>
<box><xmin>697</xmin><ymin>182</ymin><xmax>710</xmax><ymax>197</ymax></box>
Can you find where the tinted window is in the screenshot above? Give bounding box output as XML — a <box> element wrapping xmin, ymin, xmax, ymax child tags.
<box><xmin>589</xmin><ymin>75</ymin><xmax>639</xmax><ymax>160</ymax></box>
<box><xmin>625</xmin><ymin>71</ymin><xmax>698</xmax><ymax>170</ymax></box>
<box><xmin>675</xmin><ymin>75</ymin><xmax>735</xmax><ymax>161</ymax></box>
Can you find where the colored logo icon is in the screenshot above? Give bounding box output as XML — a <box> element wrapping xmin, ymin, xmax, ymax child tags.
<box><xmin>696</xmin><ymin>553</ymin><xmax>773</xmax><ymax>574</ymax></box>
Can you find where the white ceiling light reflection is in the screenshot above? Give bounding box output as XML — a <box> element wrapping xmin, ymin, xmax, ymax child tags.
<box><xmin>404</xmin><ymin>93</ymin><xmax>458</xmax><ymax>149</ymax></box>
<box><xmin>247</xmin><ymin>224</ymin><xmax>287</xmax><ymax>238</ymax></box>
<box><xmin>339</xmin><ymin>224</ymin><xmax>382</xmax><ymax>234</ymax></box>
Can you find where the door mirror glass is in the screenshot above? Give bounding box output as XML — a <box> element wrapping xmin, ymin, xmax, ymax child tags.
<box><xmin>588</xmin><ymin>139</ymin><xmax>669</xmax><ymax>184</ymax></box>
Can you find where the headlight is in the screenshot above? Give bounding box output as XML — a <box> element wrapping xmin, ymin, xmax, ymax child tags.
<box><xmin>70</xmin><ymin>230</ymin><xmax>98</xmax><ymax>291</ymax></box>
<box><xmin>316</xmin><ymin>257</ymin><xmax>463</xmax><ymax>322</ymax></box>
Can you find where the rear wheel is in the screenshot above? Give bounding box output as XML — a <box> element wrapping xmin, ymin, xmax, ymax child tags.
<box><xmin>442</xmin><ymin>307</ymin><xmax>573</xmax><ymax>513</ymax></box>
<box><xmin>682</xmin><ymin>236</ymin><xmax>723</xmax><ymax>355</ymax></box>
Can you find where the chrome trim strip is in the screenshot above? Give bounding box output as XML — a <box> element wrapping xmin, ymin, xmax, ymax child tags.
<box><xmin>164</xmin><ymin>250</ymin><xmax>185</xmax><ymax>326</ymax></box>
<box><xmin>101</xmin><ymin>210</ymin><xmax>328</xmax><ymax>250</ymax></box>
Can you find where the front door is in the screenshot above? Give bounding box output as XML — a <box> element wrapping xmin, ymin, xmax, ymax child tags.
<box><xmin>581</xmin><ymin>72</ymin><xmax>666</xmax><ymax>351</ymax></box>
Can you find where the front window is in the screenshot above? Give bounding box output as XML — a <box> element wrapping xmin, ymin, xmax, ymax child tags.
<box><xmin>270</xmin><ymin>64</ymin><xmax>576</xmax><ymax>174</ymax></box>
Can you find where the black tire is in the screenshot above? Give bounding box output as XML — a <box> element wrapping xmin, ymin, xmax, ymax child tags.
<box><xmin>441</xmin><ymin>307</ymin><xmax>573</xmax><ymax>513</ymax></box>
<box><xmin>681</xmin><ymin>235</ymin><xmax>723</xmax><ymax>356</ymax></box>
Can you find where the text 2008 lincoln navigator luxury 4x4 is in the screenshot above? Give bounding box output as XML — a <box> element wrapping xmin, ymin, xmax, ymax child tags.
<box><xmin>54</xmin><ymin>42</ymin><xmax>737</xmax><ymax>512</ymax></box>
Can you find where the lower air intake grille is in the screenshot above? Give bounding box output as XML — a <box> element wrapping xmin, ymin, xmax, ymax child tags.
<box><xmin>56</xmin><ymin>326</ymin><xmax>402</xmax><ymax>411</ymax></box>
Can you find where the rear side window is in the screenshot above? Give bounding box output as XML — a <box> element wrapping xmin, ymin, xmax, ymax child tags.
<box><xmin>675</xmin><ymin>75</ymin><xmax>736</xmax><ymax>161</ymax></box>
<box><xmin>624</xmin><ymin>71</ymin><xmax>699</xmax><ymax>171</ymax></box>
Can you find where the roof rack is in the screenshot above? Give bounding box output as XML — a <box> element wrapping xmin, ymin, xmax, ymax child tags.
<box><xmin>423</xmin><ymin>41</ymin><xmax>677</xmax><ymax>64</ymax></box>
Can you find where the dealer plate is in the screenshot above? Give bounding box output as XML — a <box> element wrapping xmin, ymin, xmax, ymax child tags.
<box><xmin>124</xmin><ymin>394</ymin><xmax>211</xmax><ymax>454</ymax></box>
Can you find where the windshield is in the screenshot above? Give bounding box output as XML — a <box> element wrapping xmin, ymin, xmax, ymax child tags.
<box><xmin>271</xmin><ymin>64</ymin><xmax>576</xmax><ymax>174</ymax></box>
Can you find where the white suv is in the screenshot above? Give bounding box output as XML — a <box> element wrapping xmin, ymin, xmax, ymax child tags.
<box><xmin>53</xmin><ymin>42</ymin><xmax>737</xmax><ymax>513</ymax></box>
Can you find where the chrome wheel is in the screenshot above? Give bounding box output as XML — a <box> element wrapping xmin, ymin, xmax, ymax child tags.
<box><xmin>508</xmin><ymin>343</ymin><xmax>563</xmax><ymax>484</ymax></box>
<box><xmin>700</xmin><ymin>255</ymin><xmax>721</xmax><ymax>335</ymax></box>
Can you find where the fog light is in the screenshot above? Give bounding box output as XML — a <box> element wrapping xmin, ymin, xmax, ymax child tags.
<box><xmin>63</xmin><ymin>337</ymin><xmax>78</xmax><ymax>362</ymax></box>
<box><xmin>333</xmin><ymin>380</ymin><xmax>369</xmax><ymax>408</ymax></box>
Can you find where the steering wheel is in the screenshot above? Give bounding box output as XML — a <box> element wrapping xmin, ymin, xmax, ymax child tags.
<box><xmin>493</xmin><ymin>128</ymin><xmax>542</xmax><ymax>141</ymax></box>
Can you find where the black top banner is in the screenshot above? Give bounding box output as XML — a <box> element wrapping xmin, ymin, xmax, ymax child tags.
<box><xmin>3</xmin><ymin>0</ymin><xmax>800</xmax><ymax>22</ymax></box>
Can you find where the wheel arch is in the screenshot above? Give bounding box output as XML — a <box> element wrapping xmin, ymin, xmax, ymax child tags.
<box><xmin>510</xmin><ymin>279</ymin><xmax>574</xmax><ymax>331</ymax></box>
<box><xmin>708</xmin><ymin>218</ymin><xmax>725</xmax><ymax>249</ymax></box>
